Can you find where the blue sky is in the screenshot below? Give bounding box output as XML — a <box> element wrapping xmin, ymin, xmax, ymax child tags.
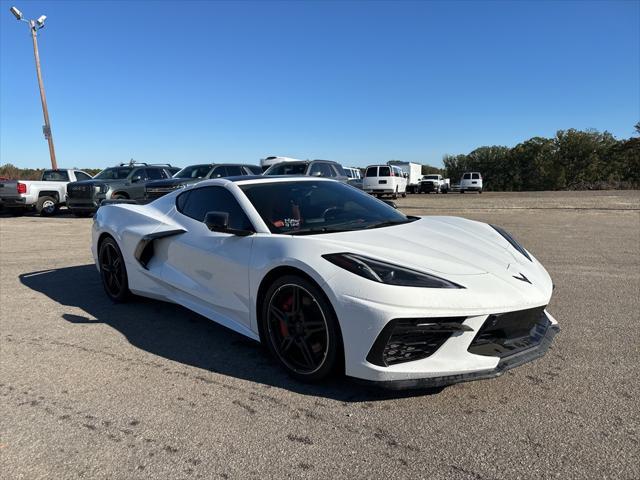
<box><xmin>1</xmin><ymin>0</ymin><xmax>638</xmax><ymax>169</ymax></box>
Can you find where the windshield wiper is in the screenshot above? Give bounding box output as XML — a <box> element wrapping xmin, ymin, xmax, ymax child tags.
<box><xmin>363</xmin><ymin>218</ymin><xmax>415</xmax><ymax>230</ymax></box>
<box><xmin>287</xmin><ymin>227</ymin><xmax>353</xmax><ymax>236</ymax></box>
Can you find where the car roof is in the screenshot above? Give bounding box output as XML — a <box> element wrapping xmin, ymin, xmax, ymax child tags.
<box><xmin>188</xmin><ymin>176</ymin><xmax>335</xmax><ymax>187</ymax></box>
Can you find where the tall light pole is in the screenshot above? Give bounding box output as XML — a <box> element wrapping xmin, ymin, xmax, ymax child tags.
<box><xmin>10</xmin><ymin>6</ymin><xmax>58</xmax><ymax>170</ymax></box>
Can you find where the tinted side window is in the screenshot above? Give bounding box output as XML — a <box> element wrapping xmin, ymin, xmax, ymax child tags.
<box><xmin>244</xmin><ymin>165</ymin><xmax>263</xmax><ymax>175</ymax></box>
<box><xmin>365</xmin><ymin>167</ymin><xmax>377</xmax><ymax>177</ymax></box>
<box><xmin>177</xmin><ymin>186</ymin><xmax>253</xmax><ymax>231</ymax></box>
<box><xmin>463</xmin><ymin>173</ymin><xmax>471</xmax><ymax>180</ymax></box>
<box><xmin>74</xmin><ymin>171</ymin><xmax>92</xmax><ymax>181</ymax></box>
<box><xmin>332</xmin><ymin>164</ymin><xmax>346</xmax><ymax>176</ymax></box>
<box><xmin>309</xmin><ymin>163</ymin><xmax>333</xmax><ymax>177</ymax></box>
<box><xmin>472</xmin><ymin>173</ymin><xmax>481</xmax><ymax>179</ymax></box>
<box><xmin>210</xmin><ymin>166</ymin><xmax>226</xmax><ymax>178</ymax></box>
<box><xmin>42</xmin><ymin>170</ymin><xmax>69</xmax><ymax>181</ymax></box>
<box><xmin>225</xmin><ymin>165</ymin><xmax>243</xmax><ymax>176</ymax></box>
<box><xmin>131</xmin><ymin>169</ymin><xmax>146</xmax><ymax>180</ymax></box>
<box><xmin>379</xmin><ymin>167</ymin><xmax>391</xmax><ymax>177</ymax></box>
<box><xmin>146</xmin><ymin>168</ymin><xmax>165</xmax><ymax>180</ymax></box>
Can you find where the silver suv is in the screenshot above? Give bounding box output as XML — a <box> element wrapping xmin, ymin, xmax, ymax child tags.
<box><xmin>263</xmin><ymin>160</ymin><xmax>349</xmax><ymax>182</ymax></box>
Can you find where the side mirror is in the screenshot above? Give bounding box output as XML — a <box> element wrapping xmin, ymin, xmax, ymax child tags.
<box><xmin>204</xmin><ymin>211</ymin><xmax>253</xmax><ymax>236</ymax></box>
<box><xmin>131</xmin><ymin>175</ymin><xmax>142</xmax><ymax>183</ymax></box>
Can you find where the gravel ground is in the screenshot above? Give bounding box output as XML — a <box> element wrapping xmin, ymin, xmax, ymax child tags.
<box><xmin>1</xmin><ymin>190</ymin><xmax>639</xmax><ymax>480</ymax></box>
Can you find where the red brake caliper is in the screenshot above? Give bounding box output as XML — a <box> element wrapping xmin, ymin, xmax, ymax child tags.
<box><xmin>279</xmin><ymin>295</ymin><xmax>294</xmax><ymax>337</ymax></box>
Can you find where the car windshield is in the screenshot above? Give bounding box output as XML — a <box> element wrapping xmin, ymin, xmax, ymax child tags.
<box><xmin>265</xmin><ymin>163</ymin><xmax>308</xmax><ymax>176</ymax></box>
<box><xmin>240</xmin><ymin>180</ymin><xmax>414</xmax><ymax>235</ymax></box>
<box><xmin>174</xmin><ymin>164</ymin><xmax>213</xmax><ymax>179</ymax></box>
<box><xmin>424</xmin><ymin>175</ymin><xmax>439</xmax><ymax>180</ymax></box>
<box><xmin>94</xmin><ymin>167</ymin><xmax>133</xmax><ymax>180</ymax></box>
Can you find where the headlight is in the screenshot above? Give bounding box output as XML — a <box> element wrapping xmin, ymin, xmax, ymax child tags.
<box><xmin>97</xmin><ymin>184</ymin><xmax>109</xmax><ymax>194</ymax></box>
<box><xmin>322</xmin><ymin>253</ymin><xmax>464</xmax><ymax>288</ymax></box>
<box><xmin>491</xmin><ymin>225</ymin><xmax>532</xmax><ymax>262</ymax></box>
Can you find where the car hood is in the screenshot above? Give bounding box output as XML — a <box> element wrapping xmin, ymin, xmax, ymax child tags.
<box><xmin>315</xmin><ymin>216</ymin><xmax>535</xmax><ymax>278</ymax></box>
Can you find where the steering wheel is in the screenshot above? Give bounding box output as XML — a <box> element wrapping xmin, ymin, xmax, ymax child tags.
<box><xmin>323</xmin><ymin>207</ymin><xmax>345</xmax><ymax>220</ymax></box>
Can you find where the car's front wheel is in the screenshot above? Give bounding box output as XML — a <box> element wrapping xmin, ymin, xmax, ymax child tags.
<box><xmin>261</xmin><ymin>275</ymin><xmax>342</xmax><ymax>382</ymax></box>
<box><xmin>98</xmin><ymin>236</ymin><xmax>130</xmax><ymax>302</ymax></box>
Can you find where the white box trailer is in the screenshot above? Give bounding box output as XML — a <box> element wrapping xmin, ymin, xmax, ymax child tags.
<box><xmin>387</xmin><ymin>162</ymin><xmax>423</xmax><ymax>193</ymax></box>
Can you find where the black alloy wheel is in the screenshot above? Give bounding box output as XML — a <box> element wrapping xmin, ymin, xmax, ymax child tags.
<box><xmin>99</xmin><ymin>237</ymin><xmax>130</xmax><ymax>302</ymax></box>
<box><xmin>262</xmin><ymin>275</ymin><xmax>342</xmax><ymax>381</ymax></box>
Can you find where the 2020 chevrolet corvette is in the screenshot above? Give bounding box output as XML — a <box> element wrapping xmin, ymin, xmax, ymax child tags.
<box><xmin>92</xmin><ymin>176</ymin><xmax>559</xmax><ymax>388</ymax></box>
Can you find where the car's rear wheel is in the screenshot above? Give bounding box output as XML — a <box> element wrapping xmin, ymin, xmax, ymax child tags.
<box><xmin>99</xmin><ymin>237</ymin><xmax>130</xmax><ymax>302</ymax></box>
<box><xmin>37</xmin><ymin>196</ymin><xmax>58</xmax><ymax>216</ymax></box>
<box><xmin>261</xmin><ymin>275</ymin><xmax>342</xmax><ymax>382</ymax></box>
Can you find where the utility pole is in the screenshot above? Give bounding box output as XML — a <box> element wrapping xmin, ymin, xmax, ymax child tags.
<box><xmin>10</xmin><ymin>6</ymin><xmax>58</xmax><ymax>170</ymax></box>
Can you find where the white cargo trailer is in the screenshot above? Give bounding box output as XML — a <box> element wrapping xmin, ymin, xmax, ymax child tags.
<box><xmin>387</xmin><ymin>161</ymin><xmax>423</xmax><ymax>193</ymax></box>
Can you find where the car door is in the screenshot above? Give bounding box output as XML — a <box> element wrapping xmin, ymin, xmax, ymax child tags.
<box><xmin>162</xmin><ymin>185</ymin><xmax>255</xmax><ymax>330</ymax></box>
<box><xmin>126</xmin><ymin>168</ymin><xmax>148</xmax><ymax>199</ymax></box>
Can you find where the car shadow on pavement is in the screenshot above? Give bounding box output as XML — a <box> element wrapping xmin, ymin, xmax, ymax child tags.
<box><xmin>20</xmin><ymin>265</ymin><xmax>443</xmax><ymax>402</ymax></box>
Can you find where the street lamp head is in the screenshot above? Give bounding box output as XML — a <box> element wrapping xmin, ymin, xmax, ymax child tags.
<box><xmin>36</xmin><ymin>14</ymin><xmax>46</xmax><ymax>28</ymax></box>
<box><xmin>9</xmin><ymin>6</ymin><xmax>23</xmax><ymax>20</ymax></box>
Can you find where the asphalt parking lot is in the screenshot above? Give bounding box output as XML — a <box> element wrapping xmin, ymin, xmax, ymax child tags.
<box><xmin>1</xmin><ymin>190</ymin><xmax>639</xmax><ymax>479</ymax></box>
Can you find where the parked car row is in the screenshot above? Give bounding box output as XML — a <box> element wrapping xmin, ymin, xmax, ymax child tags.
<box><xmin>0</xmin><ymin>157</ymin><xmax>483</xmax><ymax>216</ymax></box>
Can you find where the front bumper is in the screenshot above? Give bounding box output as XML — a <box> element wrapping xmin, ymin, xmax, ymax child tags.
<box><xmin>67</xmin><ymin>197</ymin><xmax>103</xmax><ymax>211</ymax></box>
<box><xmin>419</xmin><ymin>183</ymin><xmax>438</xmax><ymax>192</ymax></box>
<box><xmin>361</xmin><ymin>322</ymin><xmax>559</xmax><ymax>389</ymax></box>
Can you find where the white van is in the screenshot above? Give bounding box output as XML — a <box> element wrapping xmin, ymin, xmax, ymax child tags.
<box><xmin>460</xmin><ymin>172</ymin><xmax>483</xmax><ymax>193</ymax></box>
<box><xmin>344</xmin><ymin>167</ymin><xmax>361</xmax><ymax>180</ymax></box>
<box><xmin>363</xmin><ymin>165</ymin><xmax>407</xmax><ymax>198</ymax></box>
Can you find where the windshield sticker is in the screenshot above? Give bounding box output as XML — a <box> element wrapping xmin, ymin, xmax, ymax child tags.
<box><xmin>283</xmin><ymin>218</ymin><xmax>301</xmax><ymax>228</ymax></box>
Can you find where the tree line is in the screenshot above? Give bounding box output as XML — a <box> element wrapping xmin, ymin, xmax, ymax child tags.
<box><xmin>2</xmin><ymin>125</ymin><xmax>638</xmax><ymax>190</ymax></box>
<box><xmin>442</xmin><ymin>126</ymin><xmax>639</xmax><ymax>191</ymax></box>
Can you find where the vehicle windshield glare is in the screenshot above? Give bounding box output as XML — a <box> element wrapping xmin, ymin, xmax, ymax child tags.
<box><xmin>174</xmin><ymin>164</ymin><xmax>213</xmax><ymax>179</ymax></box>
<box><xmin>240</xmin><ymin>180</ymin><xmax>412</xmax><ymax>235</ymax></box>
<box><xmin>265</xmin><ymin>163</ymin><xmax>308</xmax><ymax>176</ymax></box>
<box><xmin>94</xmin><ymin>167</ymin><xmax>133</xmax><ymax>180</ymax></box>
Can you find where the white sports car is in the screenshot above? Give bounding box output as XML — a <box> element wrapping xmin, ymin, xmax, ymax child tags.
<box><xmin>92</xmin><ymin>176</ymin><xmax>559</xmax><ymax>388</ymax></box>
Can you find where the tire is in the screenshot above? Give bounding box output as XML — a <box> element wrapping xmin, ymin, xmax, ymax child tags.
<box><xmin>402</xmin><ymin>191</ymin><xmax>407</xmax><ymax>198</ymax></box>
<box><xmin>36</xmin><ymin>196</ymin><xmax>58</xmax><ymax>216</ymax></box>
<box><xmin>460</xmin><ymin>190</ymin><xmax>465</xmax><ymax>194</ymax></box>
<box><xmin>98</xmin><ymin>236</ymin><xmax>130</xmax><ymax>302</ymax></box>
<box><xmin>260</xmin><ymin>275</ymin><xmax>342</xmax><ymax>382</ymax></box>
<box><xmin>478</xmin><ymin>190</ymin><xmax>482</xmax><ymax>194</ymax></box>
<box><xmin>392</xmin><ymin>187</ymin><xmax>398</xmax><ymax>200</ymax></box>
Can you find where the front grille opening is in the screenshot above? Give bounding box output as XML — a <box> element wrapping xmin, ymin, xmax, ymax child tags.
<box><xmin>367</xmin><ymin>317</ymin><xmax>467</xmax><ymax>367</ymax></box>
<box><xmin>468</xmin><ymin>306</ymin><xmax>549</xmax><ymax>358</ymax></box>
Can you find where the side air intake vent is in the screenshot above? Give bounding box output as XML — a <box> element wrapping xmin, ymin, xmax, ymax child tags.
<box><xmin>367</xmin><ymin>317</ymin><xmax>471</xmax><ymax>367</ymax></box>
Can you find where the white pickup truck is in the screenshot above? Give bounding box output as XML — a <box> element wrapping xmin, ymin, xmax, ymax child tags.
<box><xmin>0</xmin><ymin>169</ymin><xmax>93</xmax><ymax>216</ymax></box>
<box><xmin>419</xmin><ymin>174</ymin><xmax>451</xmax><ymax>194</ymax></box>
